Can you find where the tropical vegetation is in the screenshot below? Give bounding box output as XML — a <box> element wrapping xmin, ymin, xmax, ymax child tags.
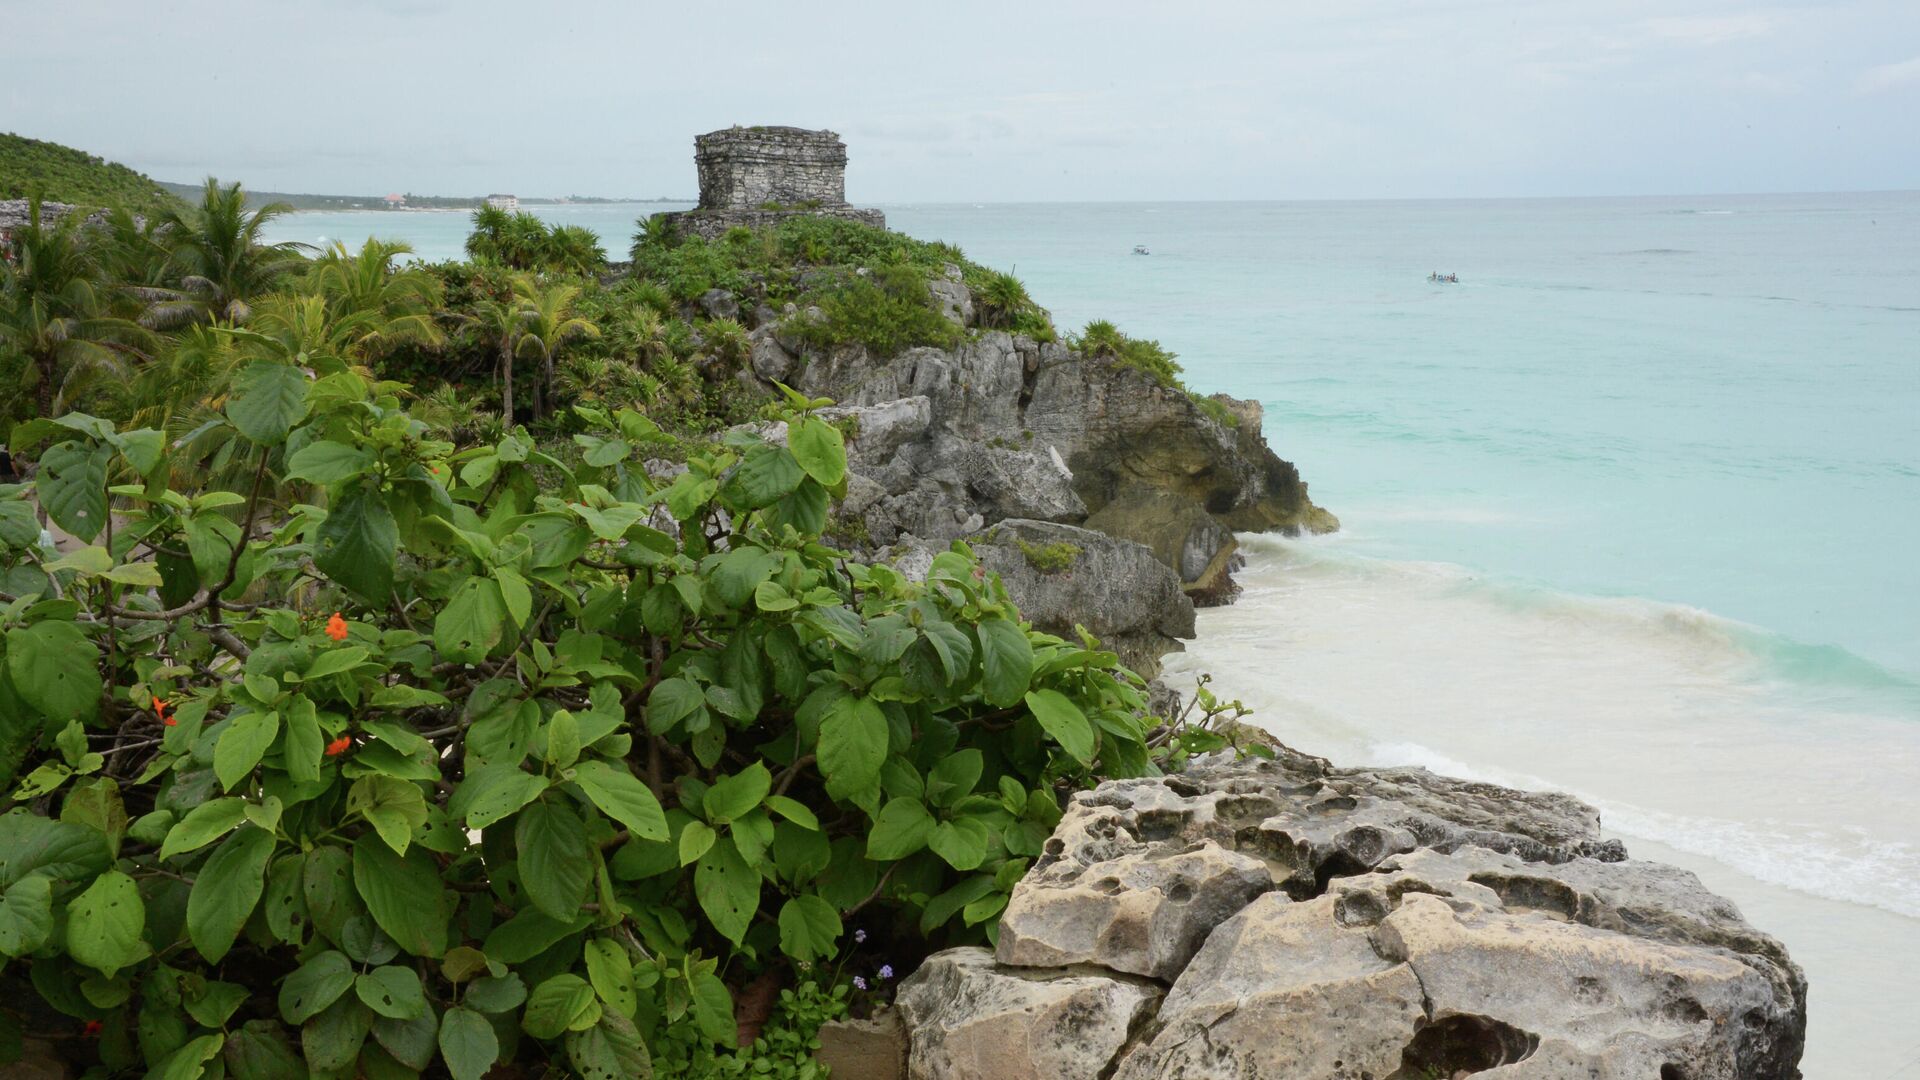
<box><xmin>0</xmin><ymin>134</ymin><xmax>183</xmax><ymax>219</ymax></box>
<box><xmin>0</xmin><ymin>177</ymin><xmax>1246</xmax><ymax>1077</ymax></box>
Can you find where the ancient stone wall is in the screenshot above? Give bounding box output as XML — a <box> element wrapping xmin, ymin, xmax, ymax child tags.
<box><xmin>653</xmin><ymin>126</ymin><xmax>885</xmax><ymax>241</ymax></box>
<box><xmin>695</xmin><ymin>126</ymin><xmax>850</xmax><ymax>211</ymax></box>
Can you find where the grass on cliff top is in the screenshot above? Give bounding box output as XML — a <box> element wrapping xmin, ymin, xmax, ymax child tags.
<box><xmin>0</xmin><ymin>132</ymin><xmax>184</xmax><ymax>217</ymax></box>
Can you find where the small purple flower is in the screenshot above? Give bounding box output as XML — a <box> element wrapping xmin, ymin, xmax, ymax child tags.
<box><xmin>853</xmin><ymin>929</ymin><xmax>867</xmax><ymax>945</ymax></box>
<box><xmin>852</xmin><ymin>976</ymin><xmax>868</xmax><ymax>991</ymax></box>
<box><xmin>877</xmin><ymin>964</ymin><xmax>894</xmax><ymax>981</ymax></box>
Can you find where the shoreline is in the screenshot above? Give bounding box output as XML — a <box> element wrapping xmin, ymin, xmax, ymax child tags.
<box><xmin>1171</xmin><ymin>529</ymin><xmax>1919</xmax><ymax>1078</ymax></box>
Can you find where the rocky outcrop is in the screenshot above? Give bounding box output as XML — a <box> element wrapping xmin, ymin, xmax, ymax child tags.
<box><xmin>892</xmin><ymin>520</ymin><xmax>1195</xmax><ymax>678</ymax></box>
<box><xmin>895</xmin><ymin>949</ymin><xmax>1161</xmax><ymax>1080</ymax></box>
<box><xmin>796</xmin><ymin>331</ymin><xmax>1330</xmax><ymax>539</ymax></box>
<box><xmin>897</xmin><ymin>751</ymin><xmax>1807</xmax><ymax>1080</ymax></box>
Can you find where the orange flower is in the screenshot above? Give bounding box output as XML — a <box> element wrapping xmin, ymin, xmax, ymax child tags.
<box><xmin>82</xmin><ymin>1020</ymin><xmax>102</xmax><ymax>1037</ymax></box>
<box><xmin>152</xmin><ymin>696</ymin><xmax>175</xmax><ymax>727</ymax></box>
<box><xmin>324</xmin><ymin>735</ymin><xmax>352</xmax><ymax>757</ymax></box>
<box><xmin>325</xmin><ymin>612</ymin><xmax>350</xmax><ymax>642</ymax></box>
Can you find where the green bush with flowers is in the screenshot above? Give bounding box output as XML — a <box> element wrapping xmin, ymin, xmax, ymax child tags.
<box><xmin>0</xmin><ymin>340</ymin><xmax>1166</xmax><ymax>1076</ymax></box>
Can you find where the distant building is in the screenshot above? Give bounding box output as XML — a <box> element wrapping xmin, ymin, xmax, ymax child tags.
<box><xmin>383</xmin><ymin>193</ymin><xmax>406</xmax><ymax>209</ymax></box>
<box><xmin>485</xmin><ymin>194</ymin><xmax>518</xmax><ymax>211</ymax></box>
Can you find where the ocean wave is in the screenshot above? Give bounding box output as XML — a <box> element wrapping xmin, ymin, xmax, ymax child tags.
<box><xmin>1232</xmin><ymin>532</ymin><xmax>1920</xmax><ymax>699</ymax></box>
<box><xmin>1364</xmin><ymin>740</ymin><xmax>1920</xmax><ymax>919</ymax></box>
<box><xmin>1178</xmin><ymin>534</ymin><xmax>1920</xmax><ymax>921</ymax></box>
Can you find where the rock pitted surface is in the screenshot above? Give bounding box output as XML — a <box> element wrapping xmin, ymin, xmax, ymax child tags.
<box><xmin>896</xmin><ymin>750</ymin><xmax>1807</xmax><ymax>1079</ymax></box>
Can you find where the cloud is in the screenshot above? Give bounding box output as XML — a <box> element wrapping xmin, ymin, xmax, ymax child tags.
<box><xmin>1856</xmin><ymin>55</ymin><xmax>1920</xmax><ymax>94</ymax></box>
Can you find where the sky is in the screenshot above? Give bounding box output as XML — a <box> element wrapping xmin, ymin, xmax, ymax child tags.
<box><xmin>3</xmin><ymin>0</ymin><xmax>1916</xmax><ymax>202</ymax></box>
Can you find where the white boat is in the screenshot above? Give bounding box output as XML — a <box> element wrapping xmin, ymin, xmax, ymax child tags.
<box><xmin>1133</xmin><ymin>244</ymin><xmax>1150</xmax><ymax>255</ymax></box>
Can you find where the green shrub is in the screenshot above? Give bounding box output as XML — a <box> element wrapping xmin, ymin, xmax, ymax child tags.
<box><xmin>0</xmin><ymin>374</ymin><xmax>1159</xmax><ymax>1076</ymax></box>
<box><xmin>789</xmin><ymin>263</ymin><xmax>961</xmax><ymax>356</ymax></box>
<box><xmin>1017</xmin><ymin>538</ymin><xmax>1083</xmax><ymax>574</ymax></box>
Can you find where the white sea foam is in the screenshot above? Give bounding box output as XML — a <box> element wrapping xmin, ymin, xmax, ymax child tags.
<box><xmin>1165</xmin><ymin>534</ymin><xmax>1920</xmax><ymax>922</ymax></box>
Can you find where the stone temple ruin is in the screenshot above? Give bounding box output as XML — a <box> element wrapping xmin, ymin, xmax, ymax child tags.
<box><xmin>652</xmin><ymin>126</ymin><xmax>886</xmax><ymax>241</ymax></box>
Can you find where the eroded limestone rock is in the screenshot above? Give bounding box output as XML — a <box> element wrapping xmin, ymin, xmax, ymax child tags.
<box><xmin>907</xmin><ymin>752</ymin><xmax>1806</xmax><ymax>1080</ymax></box>
<box><xmin>894</xmin><ymin>948</ymin><xmax>1161</xmax><ymax>1080</ymax></box>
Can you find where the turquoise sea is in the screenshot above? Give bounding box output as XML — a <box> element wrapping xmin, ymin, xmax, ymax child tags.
<box><xmin>266</xmin><ymin>195</ymin><xmax>1920</xmax><ymax>1077</ymax></box>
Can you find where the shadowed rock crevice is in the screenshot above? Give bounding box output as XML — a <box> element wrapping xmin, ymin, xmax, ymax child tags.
<box><xmin>1391</xmin><ymin>1014</ymin><xmax>1542</xmax><ymax>1077</ymax></box>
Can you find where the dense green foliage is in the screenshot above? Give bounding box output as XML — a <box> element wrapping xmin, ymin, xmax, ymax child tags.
<box><xmin>0</xmin><ymin>134</ymin><xmax>183</xmax><ymax>219</ymax></box>
<box><xmin>0</xmin><ymin>177</ymin><xmax>1265</xmax><ymax>1079</ymax></box>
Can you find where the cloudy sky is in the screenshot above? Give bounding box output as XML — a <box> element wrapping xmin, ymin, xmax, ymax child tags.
<box><xmin>4</xmin><ymin>0</ymin><xmax>1915</xmax><ymax>201</ymax></box>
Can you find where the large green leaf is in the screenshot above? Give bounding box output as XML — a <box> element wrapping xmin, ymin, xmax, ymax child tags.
<box><xmin>570</xmin><ymin>761</ymin><xmax>668</xmax><ymax>841</ymax></box>
<box><xmin>435</xmin><ymin>577</ymin><xmax>508</xmax><ymax>665</ymax></box>
<box><xmin>36</xmin><ymin>441</ymin><xmax>111</xmax><ymax>542</ymax></box>
<box><xmin>566</xmin><ymin>1010</ymin><xmax>653</xmax><ymax>1080</ymax></box>
<box><xmin>351</xmin><ymin>835</ymin><xmax>448</xmax><ymax>957</ymax></box>
<box><xmin>354</xmin><ymin>965</ymin><xmax>427</xmax><ymax>1020</ymax></box>
<box><xmin>702</xmin><ymin>762</ymin><xmax>770</xmax><ymax>825</ymax></box>
<box><xmin>1025</xmin><ymin>688</ymin><xmax>1095</xmax><ymax>765</ymax></box>
<box><xmin>300</xmin><ymin>993</ymin><xmax>371</xmax><ymax>1072</ymax></box>
<box><xmin>522</xmin><ymin>973</ymin><xmax>601</xmax><ymax>1040</ymax></box>
<box><xmin>347</xmin><ymin>776</ymin><xmax>429</xmax><ymax>855</ymax></box>
<box><xmin>159</xmin><ymin>798</ymin><xmax>246</xmax><ymax>860</ymax></box>
<box><xmin>154</xmin><ymin>1034</ymin><xmax>225</xmax><ymax>1080</ymax></box>
<box><xmin>583</xmin><ymin>937</ymin><xmax>637</xmax><ymax>1018</ymax></box>
<box><xmin>438</xmin><ymin>1006</ymin><xmax>499</xmax><ymax>1080</ymax></box>
<box><xmin>283</xmin><ymin>697</ymin><xmax>323</xmax><ymax>784</ymax></box>
<box><xmin>6</xmin><ymin>621</ymin><xmax>101</xmax><ymax>724</ymax></box>
<box><xmin>64</xmin><ymin>869</ymin><xmax>146</xmax><ymax>976</ymax></box>
<box><xmin>226</xmin><ymin>361</ymin><xmax>310</xmax><ymax>446</ymax></box>
<box><xmin>223</xmin><ymin>1018</ymin><xmax>306</xmax><ymax>1080</ymax></box>
<box><xmin>371</xmin><ymin>1009</ymin><xmax>439</xmax><ymax>1070</ymax></box>
<box><xmin>866</xmin><ymin>798</ymin><xmax>935</xmax><ymax>860</ymax></box>
<box><xmin>688</xmin><ymin>968</ymin><xmax>735</xmax><ymax>1047</ymax></box>
<box><xmin>787</xmin><ymin>416</ymin><xmax>847</xmax><ymax>488</ymax></box>
<box><xmin>0</xmin><ymin>810</ymin><xmax>110</xmax><ymax>888</ymax></box>
<box><xmin>720</xmin><ymin>444</ymin><xmax>804</xmax><ymax>509</ymax></box>
<box><xmin>515</xmin><ymin>800</ymin><xmax>592</xmax><ymax>921</ymax></box>
<box><xmin>455</xmin><ymin>765</ymin><xmax>549</xmax><ymax>830</ymax></box>
<box><xmin>0</xmin><ymin>875</ymin><xmax>52</xmax><ymax>956</ymax></box>
<box><xmin>693</xmin><ymin>835</ymin><xmax>760</xmax><ymax>945</ymax></box>
<box><xmin>278</xmin><ymin>950</ymin><xmax>355</xmax><ymax>1024</ymax></box>
<box><xmin>926</xmin><ymin>748</ymin><xmax>984</xmax><ymax>810</ymax></box>
<box><xmin>817</xmin><ymin>695</ymin><xmax>887</xmax><ymax>804</ymax></box>
<box><xmin>187</xmin><ymin>824</ymin><xmax>275</xmax><ymax>963</ymax></box>
<box><xmin>644</xmin><ymin>677</ymin><xmax>704</xmax><ymax>734</ymax></box>
<box><xmin>314</xmin><ymin>482</ymin><xmax>397</xmax><ymax>604</ymax></box>
<box><xmin>214</xmin><ymin>709</ymin><xmax>280</xmax><ymax>791</ymax></box>
<box><xmin>776</xmin><ymin>894</ymin><xmax>842</xmax><ymax>963</ymax></box>
<box><xmin>284</xmin><ymin>440</ymin><xmax>373</xmax><ymax>485</ymax></box>
<box><xmin>302</xmin><ymin>844</ymin><xmax>362</xmax><ymax>944</ymax></box>
<box><xmin>928</xmin><ymin>816</ymin><xmax>992</xmax><ymax>870</ymax></box>
<box><xmin>976</xmin><ymin>616</ymin><xmax>1035</xmax><ymax>708</ymax></box>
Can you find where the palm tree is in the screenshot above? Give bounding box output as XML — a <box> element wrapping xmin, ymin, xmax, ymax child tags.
<box><xmin>0</xmin><ymin>196</ymin><xmax>152</xmax><ymax>418</ymax></box>
<box><xmin>544</xmin><ymin>225</ymin><xmax>607</xmax><ymax>276</ymax></box>
<box><xmin>161</xmin><ymin>179</ymin><xmax>304</xmax><ymax>321</ymax></box>
<box><xmin>511</xmin><ymin>276</ymin><xmax>599</xmax><ymax>418</ymax></box>
<box><xmin>629</xmin><ymin>214</ymin><xmax>677</xmax><ymax>260</ymax></box>
<box><xmin>305</xmin><ymin>239</ymin><xmax>444</xmax><ymax>358</ymax></box>
<box><xmin>465</xmin><ymin>204</ymin><xmax>512</xmax><ymax>264</ymax></box>
<box><xmin>499</xmin><ymin>213</ymin><xmax>550</xmax><ymax>271</ymax></box>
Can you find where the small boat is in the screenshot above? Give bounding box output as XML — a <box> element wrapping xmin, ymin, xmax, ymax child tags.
<box><xmin>1427</xmin><ymin>272</ymin><xmax>1460</xmax><ymax>283</ymax></box>
<box><xmin>1133</xmin><ymin>245</ymin><xmax>1150</xmax><ymax>255</ymax></box>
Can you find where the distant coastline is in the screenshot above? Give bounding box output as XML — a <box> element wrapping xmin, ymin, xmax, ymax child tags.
<box><xmin>155</xmin><ymin>179</ymin><xmax>691</xmax><ymax>213</ymax></box>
